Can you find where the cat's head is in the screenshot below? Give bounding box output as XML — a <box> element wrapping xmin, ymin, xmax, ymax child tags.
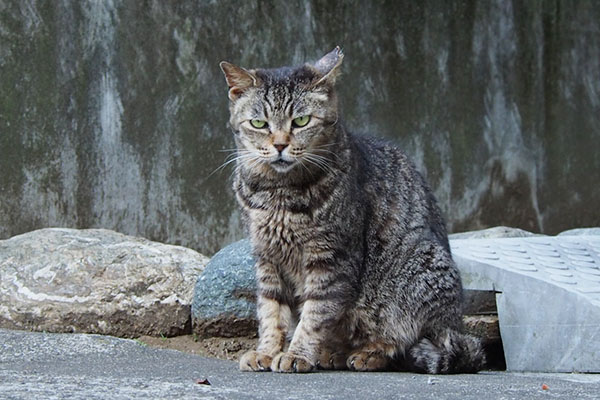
<box><xmin>220</xmin><ymin>47</ymin><xmax>343</xmax><ymax>175</ymax></box>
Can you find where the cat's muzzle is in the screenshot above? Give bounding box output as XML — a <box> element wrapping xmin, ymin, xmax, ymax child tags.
<box><xmin>270</xmin><ymin>157</ymin><xmax>295</xmax><ymax>172</ymax></box>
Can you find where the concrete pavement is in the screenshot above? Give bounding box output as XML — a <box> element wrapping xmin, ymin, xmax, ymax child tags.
<box><xmin>1</xmin><ymin>329</ymin><xmax>599</xmax><ymax>399</ymax></box>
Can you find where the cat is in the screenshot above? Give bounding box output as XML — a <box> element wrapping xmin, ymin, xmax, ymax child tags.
<box><xmin>219</xmin><ymin>47</ymin><xmax>485</xmax><ymax>374</ymax></box>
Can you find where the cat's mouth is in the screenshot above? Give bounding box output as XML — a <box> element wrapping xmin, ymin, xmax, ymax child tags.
<box><xmin>270</xmin><ymin>158</ymin><xmax>295</xmax><ymax>172</ymax></box>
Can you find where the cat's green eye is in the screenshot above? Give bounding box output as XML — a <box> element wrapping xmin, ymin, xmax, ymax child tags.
<box><xmin>250</xmin><ymin>119</ymin><xmax>267</xmax><ymax>129</ymax></box>
<box><xmin>292</xmin><ymin>115</ymin><xmax>311</xmax><ymax>128</ymax></box>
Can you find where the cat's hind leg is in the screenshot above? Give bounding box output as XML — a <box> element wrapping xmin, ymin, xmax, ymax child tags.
<box><xmin>317</xmin><ymin>345</ymin><xmax>350</xmax><ymax>370</ymax></box>
<box><xmin>346</xmin><ymin>342</ymin><xmax>396</xmax><ymax>371</ymax></box>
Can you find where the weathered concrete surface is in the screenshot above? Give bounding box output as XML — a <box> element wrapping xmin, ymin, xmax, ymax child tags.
<box><xmin>452</xmin><ymin>235</ymin><xmax>600</xmax><ymax>372</ymax></box>
<box><xmin>1</xmin><ymin>1</ymin><xmax>599</xmax><ymax>255</ymax></box>
<box><xmin>0</xmin><ymin>228</ymin><xmax>209</xmax><ymax>337</ymax></box>
<box><xmin>2</xmin><ymin>329</ymin><xmax>600</xmax><ymax>400</ymax></box>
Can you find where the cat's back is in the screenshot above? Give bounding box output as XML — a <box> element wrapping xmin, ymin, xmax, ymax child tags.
<box><xmin>348</xmin><ymin>132</ymin><xmax>449</xmax><ymax>248</ymax></box>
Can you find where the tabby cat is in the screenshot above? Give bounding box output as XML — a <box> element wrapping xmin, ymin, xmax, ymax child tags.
<box><xmin>219</xmin><ymin>47</ymin><xmax>485</xmax><ymax>374</ymax></box>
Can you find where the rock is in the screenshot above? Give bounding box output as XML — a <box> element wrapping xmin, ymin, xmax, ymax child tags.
<box><xmin>449</xmin><ymin>226</ymin><xmax>541</xmax><ymax>240</ymax></box>
<box><xmin>452</xmin><ymin>234</ymin><xmax>600</xmax><ymax>372</ymax></box>
<box><xmin>558</xmin><ymin>227</ymin><xmax>600</xmax><ymax>236</ymax></box>
<box><xmin>462</xmin><ymin>290</ymin><xmax>497</xmax><ymax>315</ymax></box>
<box><xmin>191</xmin><ymin>239</ymin><xmax>257</xmax><ymax>338</ymax></box>
<box><xmin>190</xmin><ymin>226</ymin><xmax>549</xmax><ymax>339</ymax></box>
<box><xmin>190</xmin><ymin>226</ymin><xmax>596</xmax><ymax>342</ymax></box>
<box><xmin>190</xmin><ymin>231</ymin><xmax>519</xmax><ymax>340</ymax></box>
<box><xmin>0</xmin><ymin>228</ymin><xmax>209</xmax><ymax>338</ymax></box>
<box><xmin>463</xmin><ymin>314</ymin><xmax>506</xmax><ymax>370</ymax></box>
<box><xmin>463</xmin><ymin>315</ymin><xmax>501</xmax><ymax>341</ymax></box>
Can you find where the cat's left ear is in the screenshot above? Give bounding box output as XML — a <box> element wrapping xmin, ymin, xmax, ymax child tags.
<box><xmin>311</xmin><ymin>46</ymin><xmax>344</xmax><ymax>86</ymax></box>
<box><xmin>219</xmin><ymin>61</ymin><xmax>260</xmax><ymax>101</ymax></box>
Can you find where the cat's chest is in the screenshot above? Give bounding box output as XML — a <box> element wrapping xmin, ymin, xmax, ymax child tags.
<box><xmin>248</xmin><ymin>207</ymin><xmax>311</xmax><ymax>253</ymax></box>
<box><xmin>249</xmin><ymin>206</ymin><xmax>314</xmax><ymax>284</ymax></box>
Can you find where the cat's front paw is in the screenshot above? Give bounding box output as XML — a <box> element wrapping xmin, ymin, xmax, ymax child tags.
<box><xmin>239</xmin><ymin>350</ymin><xmax>273</xmax><ymax>372</ymax></box>
<box><xmin>271</xmin><ymin>352</ymin><xmax>314</xmax><ymax>373</ymax></box>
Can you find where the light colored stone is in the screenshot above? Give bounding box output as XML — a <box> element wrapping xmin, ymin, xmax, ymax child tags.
<box><xmin>558</xmin><ymin>228</ymin><xmax>600</xmax><ymax>236</ymax></box>
<box><xmin>452</xmin><ymin>235</ymin><xmax>600</xmax><ymax>372</ymax></box>
<box><xmin>449</xmin><ymin>226</ymin><xmax>541</xmax><ymax>240</ymax></box>
<box><xmin>0</xmin><ymin>228</ymin><xmax>209</xmax><ymax>337</ymax></box>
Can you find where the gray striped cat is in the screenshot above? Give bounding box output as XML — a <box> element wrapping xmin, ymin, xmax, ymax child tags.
<box><xmin>219</xmin><ymin>47</ymin><xmax>485</xmax><ymax>374</ymax></box>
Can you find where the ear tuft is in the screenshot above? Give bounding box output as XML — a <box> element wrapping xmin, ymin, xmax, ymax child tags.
<box><xmin>312</xmin><ymin>46</ymin><xmax>344</xmax><ymax>86</ymax></box>
<box><xmin>219</xmin><ymin>61</ymin><xmax>260</xmax><ymax>101</ymax></box>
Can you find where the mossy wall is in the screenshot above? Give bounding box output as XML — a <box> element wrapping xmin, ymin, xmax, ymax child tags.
<box><xmin>1</xmin><ymin>1</ymin><xmax>599</xmax><ymax>255</ymax></box>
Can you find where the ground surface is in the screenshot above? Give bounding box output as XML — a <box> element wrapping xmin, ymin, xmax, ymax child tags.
<box><xmin>135</xmin><ymin>334</ymin><xmax>257</xmax><ymax>361</ymax></box>
<box><xmin>137</xmin><ymin>313</ymin><xmax>500</xmax><ymax>363</ymax></box>
<box><xmin>2</xmin><ymin>328</ymin><xmax>600</xmax><ymax>400</ymax></box>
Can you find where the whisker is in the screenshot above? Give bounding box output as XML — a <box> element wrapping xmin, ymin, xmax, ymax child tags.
<box><xmin>311</xmin><ymin>143</ymin><xmax>341</xmax><ymax>160</ymax></box>
<box><xmin>206</xmin><ymin>152</ymin><xmax>257</xmax><ymax>180</ymax></box>
<box><xmin>311</xmin><ymin>147</ymin><xmax>339</xmax><ymax>158</ymax></box>
<box><xmin>302</xmin><ymin>152</ymin><xmax>336</xmax><ymax>175</ymax></box>
<box><xmin>302</xmin><ymin>157</ymin><xmax>329</xmax><ymax>175</ymax></box>
<box><xmin>305</xmin><ymin>151</ymin><xmax>335</xmax><ymax>165</ymax></box>
<box><xmin>230</xmin><ymin>154</ymin><xmax>264</xmax><ymax>181</ymax></box>
<box><xmin>330</xmin><ymin>113</ymin><xmax>340</xmax><ymax>126</ymax></box>
<box><xmin>313</xmin><ymin>142</ymin><xmax>339</xmax><ymax>148</ymax></box>
<box><xmin>298</xmin><ymin>158</ymin><xmax>317</xmax><ymax>179</ymax></box>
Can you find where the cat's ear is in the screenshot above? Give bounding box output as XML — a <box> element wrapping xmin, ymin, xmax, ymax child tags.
<box><xmin>219</xmin><ymin>61</ymin><xmax>260</xmax><ymax>101</ymax></box>
<box><xmin>312</xmin><ymin>46</ymin><xmax>344</xmax><ymax>86</ymax></box>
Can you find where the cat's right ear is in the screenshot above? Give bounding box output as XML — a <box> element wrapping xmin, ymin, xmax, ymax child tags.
<box><xmin>219</xmin><ymin>61</ymin><xmax>260</xmax><ymax>101</ymax></box>
<box><xmin>311</xmin><ymin>46</ymin><xmax>344</xmax><ymax>86</ymax></box>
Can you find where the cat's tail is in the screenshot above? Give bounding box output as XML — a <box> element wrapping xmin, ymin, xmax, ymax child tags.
<box><xmin>403</xmin><ymin>329</ymin><xmax>486</xmax><ymax>374</ymax></box>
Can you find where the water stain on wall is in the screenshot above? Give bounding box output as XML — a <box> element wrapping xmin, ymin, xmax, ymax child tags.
<box><xmin>1</xmin><ymin>0</ymin><xmax>599</xmax><ymax>255</ymax></box>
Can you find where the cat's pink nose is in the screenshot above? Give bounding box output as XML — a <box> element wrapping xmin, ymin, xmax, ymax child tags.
<box><xmin>274</xmin><ymin>144</ymin><xmax>288</xmax><ymax>153</ymax></box>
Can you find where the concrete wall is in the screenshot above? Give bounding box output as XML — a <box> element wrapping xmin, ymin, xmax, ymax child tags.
<box><xmin>1</xmin><ymin>0</ymin><xmax>599</xmax><ymax>255</ymax></box>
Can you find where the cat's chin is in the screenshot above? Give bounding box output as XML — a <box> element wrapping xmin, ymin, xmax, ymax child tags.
<box><xmin>270</xmin><ymin>159</ymin><xmax>296</xmax><ymax>173</ymax></box>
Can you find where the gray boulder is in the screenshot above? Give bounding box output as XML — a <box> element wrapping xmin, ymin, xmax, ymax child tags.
<box><xmin>192</xmin><ymin>239</ymin><xmax>257</xmax><ymax>338</ymax></box>
<box><xmin>191</xmin><ymin>226</ymin><xmax>550</xmax><ymax>339</ymax></box>
<box><xmin>0</xmin><ymin>228</ymin><xmax>208</xmax><ymax>338</ymax></box>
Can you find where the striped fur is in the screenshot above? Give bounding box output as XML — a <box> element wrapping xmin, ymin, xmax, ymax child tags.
<box><xmin>220</xmin><ymin>48</ymin><xmax>485</xmax><ymax>374</ymax></box>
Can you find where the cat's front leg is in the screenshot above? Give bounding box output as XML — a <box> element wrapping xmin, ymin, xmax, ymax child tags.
<box><xmin>240</xmin><ymin>261</ymin><xmax>292</xmax><ymax>372</ymax></box>
<box><xmin>270</xmin><ymin>300</ymin><xmax>318</xmax><ymax>373</ymax></box>
<box><xmin>271</xmin><ymin>262</ymin><xmax>351</xmax><ymax>373</ymax></box>
<box><xmin>271</xmin><ymin>299</ymin><xmax>340</xmax><ymax>373</ymax></box>
<box><xmin>240</xmin><ymin>296</ymin><xmax>292</xmax><ymax>371</ymax></box>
